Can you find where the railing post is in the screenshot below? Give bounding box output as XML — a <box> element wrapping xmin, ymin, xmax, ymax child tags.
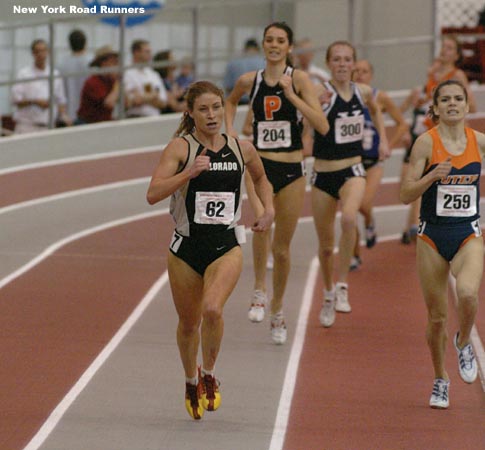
<box><xmin>192</xmin><ymin>5</ymin><xmax>200</xmax><ymax>80</ymax></box>
<box><xmin>48</xmin><ymin>20</ymin><xmax>55</xmax><ymax>129</ymax></box>
<box><xmin>348</xmin><ymin>0</ymin><xmax>356</xmax><ymax>44</ymax></box>
<box><xmin>118</xmin><ymin>13</ymin><xmax>126</xmax><ymax>120</ymax></box>
<box><xmin>432</xmin><ymin>0</ymin><xmax>440</xmax><ymax>59</ymax></box>
<box><xmin>270</xmin><ymin>0</ymin><xmax>278</xmax><ymax>22</ymax></box>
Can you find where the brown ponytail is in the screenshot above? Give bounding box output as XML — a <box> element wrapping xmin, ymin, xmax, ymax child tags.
<box><xmin>174</xmin><ymin>111</ymin><xmax>195</xmax><ymax>137</ymax></box>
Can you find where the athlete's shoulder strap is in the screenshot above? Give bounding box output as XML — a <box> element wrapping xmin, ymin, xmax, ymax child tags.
<box><xmin>249</xmin><ymin>69</ymin><xmax>264</xmax><ymax>104</ymax></box>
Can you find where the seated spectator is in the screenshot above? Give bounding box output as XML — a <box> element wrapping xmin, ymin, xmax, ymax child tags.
<box><xmin>124</xmin><ymin>39</ymin><xmax>168</xmax><ymax>118</ymax></box>
<box><xmin>58</xmin><ymin>29</ymin><xmax>90</xmax><ymax>122</ymax></box>
<box><xmin>175</xmin><ymin>57</ymin><xmax>195</xmax><ymax>91</ymax></box>
<box><xmin>294</xmin><ymin>37</ymin><xmax>329</xmax><ymax>85</ymax></box>
<box><xmin>153</xmin><ymin>49</ymin><xmax>185</xmax><ymax>113</ymax></box>
<box><xmin>77</xmin><ymin>46</ymin><xmax>120</xmax><ymax>124</ymax></box>
<box><xmin>11</xmin><ymin>39</ymin><xmax>71</xmax><ymax>134</ymax></box>
<box><xmin>223</xmin><ymin>38</ymin><xmax>265</xmax><ymax>103</ymax></box>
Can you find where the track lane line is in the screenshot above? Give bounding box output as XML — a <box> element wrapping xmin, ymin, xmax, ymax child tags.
<box><xmin>0</xmin><ymin>177</ymin><xmax>150</xmax><ymax>216</ymax></box>
<box><xmin>0</xmin><ymin>145</ymin><xmax>163</xmax><ymax>176</ymax></box>
<box><xmin>0</xmin><ymin>208</ymin><xmax>164</xmax><ymax>291</ymax></box>
<box><xmin>448</xmin><ymin>274</ymin><xmax>485</xmax><ymax>391</ymax></box>
<box><xmin>22</xmin><ymin>271</ymin><xmax>169</xmax><ymax>450</ymax></box>
<box><xmin>269</xmin><ymin>257</ymin><xmax>319</xmax><ymax>450</ymax></box>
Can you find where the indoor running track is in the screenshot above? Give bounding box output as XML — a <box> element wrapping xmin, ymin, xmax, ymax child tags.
<box><xmin>1</xmin><ymin>148</ymin><xmax>484</xmax><ymax>450</ymax></box>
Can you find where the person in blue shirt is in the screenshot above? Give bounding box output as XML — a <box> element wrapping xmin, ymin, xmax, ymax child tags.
<box><xmin>223</xmin><ymin>38</ymin><xmax>265</xmax><ymax>104</ymax></box>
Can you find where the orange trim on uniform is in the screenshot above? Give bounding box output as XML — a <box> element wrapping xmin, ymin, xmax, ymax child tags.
<box><xmin>459</xmin><ymin>233</ymin><xmax>483</xmax><ymax>251</ymax></box>
<box><xmin>418</xmin><ymin>234</ymin><xmax>438</xmax><ymax>253</ymax></box>
<box><xmin>424</xmin><ymin>127</ymin><xmax>481</xmax><ymax>172</ymax></box>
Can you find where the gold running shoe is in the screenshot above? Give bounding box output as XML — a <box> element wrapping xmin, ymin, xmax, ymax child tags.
<box><xmin>185</xmin><ymin>381</ymin><xmax>204</xmax><ymax>420</ymax></box>
<box><xmin>199</xmin><ymin>367</ymin><xmax>221</xmax><ymax>411</ymax></box>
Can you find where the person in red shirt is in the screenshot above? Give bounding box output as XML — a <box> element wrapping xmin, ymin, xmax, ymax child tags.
<box><xmin>77</xmin><ymin>46</ymin><xmax>120</xmax><ymax>124</ymax></box>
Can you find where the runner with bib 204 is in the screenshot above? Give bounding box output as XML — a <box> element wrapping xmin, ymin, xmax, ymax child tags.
<box><xmin>225</xmin><ymin>22</ymin><xmax>329</xmax><ymax>345</ymax></box>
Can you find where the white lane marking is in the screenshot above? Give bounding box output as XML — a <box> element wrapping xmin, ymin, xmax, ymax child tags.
<box><xmin>448</xmin><ymin>275</ymin><xmax>485</xmax><ymax>392</ymax></box>
<box><xmin>22</xmin><ymin>271</ymin><xmax>169</xmax><ymax>450</ymax></box>
<box><xmin>0</xmin><ymin>145</ymin><xmax>163</xmax><ymax>176</ymax></box>
<box><xmin>0</xmin><ymin>208</ymin><xmax>165</xmax><ymax>291</ymax></box>
<box><xmin>269</xmin><ymin>257</ymin><xmax>319</xmax><ymax>450</ymax></box>
<box><xmin>0</xmin><ymin>177</ymin><xmax>150</xmax><ymax>216</ymax></box>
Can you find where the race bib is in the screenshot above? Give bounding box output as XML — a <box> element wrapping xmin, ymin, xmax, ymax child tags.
<box><xmin>335</xmin><ymin>114</ymin><xmax>364</xmax><ymax>144</ymax></box>
<box><xmin>257</xmin><ymin>121</ymin><xmax>291</xmax><ymax>149</ymax></box>
<box><xmin>194</xmin><ymin>191</ymin><xmax>235</xmax><ymax>225</ymax></box>
<box><xmin>436</xmin><ymin>185</ymin><xmax>477</xmax><ymax>217</ymax></box>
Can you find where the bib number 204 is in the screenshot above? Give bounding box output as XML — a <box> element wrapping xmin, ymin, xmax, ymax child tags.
<box><xmin>262</xmin><ymin>128</ymin><xmax>285</xmax><ymax>142</ymax></box>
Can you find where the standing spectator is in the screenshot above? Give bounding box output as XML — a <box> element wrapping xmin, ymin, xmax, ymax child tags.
<box><xmin>294</xmin><ymin>38</ymin><xmax>330</xmax><ymax>85</ymax></box>
<box><xmin>11</xmin><ymin>39</ymin><xmax>71</xmax><ymax>134</ymax></box>
<box><xmin>124</xmin><ymin>39</ymin><xmax>168</xmax><ymax>118</ymax></box>
<box><xmin>77</xmin><ymin>46</ymin><xmax>120</xmax><ymax>124</ymax></box>
<box><xmin>153</xmin><ymin>50</ymin><xmax>185</xmax><ymax>113</ymax></box>
<box><xmin>223</xmin><ymin>38</ymin><xmax>265</xmax><ymax>103</ymax></box>
<box><xmin>58</xmin><ymin>29</ymin><xmax>90</xmax><ymax>122</ymax></box>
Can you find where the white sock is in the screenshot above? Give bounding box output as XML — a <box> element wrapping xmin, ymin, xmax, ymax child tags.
<box><xmin>324</xmin><ymin>286</ymin><xmax>335</xmax><ymax>301</ymax></box>
<box><xmin>336</xmin><ymin>282</ymin><xmax>348</xmax><ymax>291</ymax></box>
<box><xmin>201</xmin><ymin>368</ymin><xmax>214</xmax><ymax>378</ymax></box>
<box><xmin>186</xmin><ymin>376</ymin><xmax>197</xmax><ymax>385</ymax></box>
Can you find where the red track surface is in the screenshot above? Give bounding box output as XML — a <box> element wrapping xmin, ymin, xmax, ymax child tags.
<box><xmin>1</xmin><ymin>151</ymin><xmax>484</xmax><ymax>449</ymax></box>
<box><xmin>284</xmin><ymin>243</ymin><xmax>485</xmax><ymax>450</ymax></box>
<box><xmin>0</xmin><ymin>217</ymin><xmax>171</xmax><ymax>449</ymax></box>
<box><xmin>0</xmin><ymin>152</ymin><xmax>159</xmax><ymax>208</ymax></box>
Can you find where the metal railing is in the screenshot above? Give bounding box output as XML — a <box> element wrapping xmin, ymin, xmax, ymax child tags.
<box><xmin>4</xmin><ymin>0</ymin><xmax>469</xmax><ymax>133</ymax></box>
<box><xmin>1</xmin><ymin>0</ymin><xmax>280</xmax><ymax>130</ymax></box>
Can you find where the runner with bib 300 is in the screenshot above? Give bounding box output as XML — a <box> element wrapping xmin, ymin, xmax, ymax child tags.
<box><xmin>308</xmin><ymin>41</ymin><xmax>389</xmax><ymax>328</ymax></box>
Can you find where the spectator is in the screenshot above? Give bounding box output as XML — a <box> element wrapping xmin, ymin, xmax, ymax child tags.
<box><xmin>124</xmin><ymin>39</ymin><xmax>168</xmax><ymax>118</ymax></box>
<box><xmin>58</xmin><ymin>29</ymin><xmax>90</xmax><ymax>122</ymax></box>
<box><xmin>77</xmin><ymin>45</ymin><xmax>120</xmax><ymax>124</ymax></box>
<box><xmin>175</xmin><ymin>56</ymin><xmax>195</xmax><ymax>91</ymax></box>
<box><xmin>11</xmin><ymin>39</ymin><xmax>71</xmax><ymax>134</ymax></box>
<box><xmin>153</xmin><ymin>49</ymin><xmax>186</xmax><ymax>113</ymax></box>
<box><xmin>294</xmin><ymin>38</ymin><xmax>330</xmax><ymax>85</ymax></box>
<box><xmin>223</xmin><ymin>38</ymin><xmax>265</xmax><ymax>103</ymax></box>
